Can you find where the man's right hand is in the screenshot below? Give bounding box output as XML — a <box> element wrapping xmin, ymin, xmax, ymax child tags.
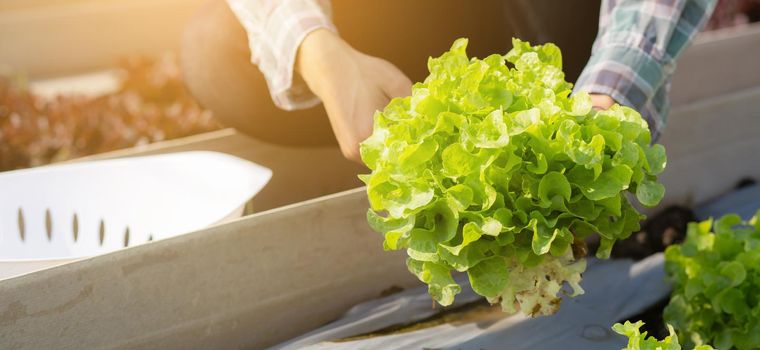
<box><xmin>297</xmin><ymin>29</ymin><xmax>412</xmax><ymax>163</ymax></box>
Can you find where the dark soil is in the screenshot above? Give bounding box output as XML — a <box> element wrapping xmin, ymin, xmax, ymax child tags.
<box><xmin>610</xmin><ymin>205</ymin><xmax>695</xmax><ymax>261</ymax></box>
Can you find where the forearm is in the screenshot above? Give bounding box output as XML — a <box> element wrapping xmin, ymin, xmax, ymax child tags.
<box><xmin>575</xmin><ymin>0</ymin><xmax>717</xmax><ymax>138</ymax></box>
<box><xmin>296</xmin><ymin>28</ymin><xmax>348</xmax><ymax>99</ymax></box>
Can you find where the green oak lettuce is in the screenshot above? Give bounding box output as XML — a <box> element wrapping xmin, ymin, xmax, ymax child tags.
<box><xmin>613</xmin><ymin>321</ymin><xmax>715</xmax><ymax>350</ymax></box>
<box><xmin>360</xmin><ymin>38</ymin><xmax>666</xmax><ymax>315</ymax></box>
<box><xmin>664</xmin><ymin>211</ymin><xmax>760</xmax><ymax>349</ymax></box>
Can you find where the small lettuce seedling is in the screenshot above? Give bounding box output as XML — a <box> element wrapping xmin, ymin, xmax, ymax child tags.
<box><xmin>360</xmin><ymin>38</ymin><xmax>666</xmax><ymax>315</ymax></box>
<box><xmin>613</xmin><ymin>321</ymin><xmax>715</xmax><ymax>350</ymax></box>
<box><xmin>664</xmin><ymin>211</ymin><xmax>760</xmax><ymax>350</ymax></box>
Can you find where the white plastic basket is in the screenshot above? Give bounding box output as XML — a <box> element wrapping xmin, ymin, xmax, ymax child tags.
<box><xmin>0</xmin><ymin>151</ymin><xmax>271</xmax><ymax>280</ymax></box>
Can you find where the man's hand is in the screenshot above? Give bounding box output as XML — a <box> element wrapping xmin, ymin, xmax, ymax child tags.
<box><xmin>589</xmin><ymin>93</ymin><xmax>615</xmax><ymax>110</ymax></box>
<box><xmin>297</xmin><ymin>29</ymin><xmax>412</xmax><ymax>162</ymax></box>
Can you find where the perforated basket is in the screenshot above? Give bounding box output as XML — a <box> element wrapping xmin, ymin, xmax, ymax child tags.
<box><xmin>0</xmin><ymin>151</ymin><xmax>271</xmax><ymax>280</ymax></box>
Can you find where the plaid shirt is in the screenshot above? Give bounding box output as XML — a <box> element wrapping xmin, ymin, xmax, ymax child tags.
<box><xmin>574</xmin><ymin>0</ymin><xmax>717</xmax><ymax>139</ymax></box>
<box><xmin>226</xmin><ymin>0</ymin><xmax>335</xmax><ymax>111</ymax></box>
<box><xmin>228</xmin><ymin>0</ymin><xmax>716</xmax><ymax>137</ymax></box>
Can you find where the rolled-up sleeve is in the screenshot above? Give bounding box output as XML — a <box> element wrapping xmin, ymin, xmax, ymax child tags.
<box><xmin>226</xmin><ymin>0</ymin><xmax>336</xmax><ymax>110</ymax></box>
<box><xmin>574</xmin><ymin>0</ymin><xmax>717</xmax><ymax>140</ymax></box>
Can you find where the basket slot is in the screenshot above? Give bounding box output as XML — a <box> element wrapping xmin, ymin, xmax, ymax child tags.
<box><xmin>45</xmin><ymin>208</ymin><xmax>52</xmax><ymax>241</ymax></box>
<box><xmin>68</xmin><ymin>211</ymin><xmax>103</xmax><ymax>254</ymax></box>
<box><xmin>20</xmin><ymin>207</ymin><xmax>48</xmax><ymax>247</ymax></box>
<box><xmin>17</xmin><ymin>207</ymin><xmax>25</xmax><ymax>242</ymax></box>
<box><xmin>72</xmin><ymin>213</ymin><xmax>79</xmax><ymax>242</ymax></box>
<box><xmin>123</xmin><ymin>227</ymin><xmax>130</xmax><ymax>247</ymax></box>
<box><xmin>98</xmin><ymin>219</ymin><xmax>105</xmax><ymax>246</ymax></box>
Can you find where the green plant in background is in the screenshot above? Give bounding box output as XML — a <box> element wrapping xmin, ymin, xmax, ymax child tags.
<box><xmin>613</xmin><ymin>321</ymin><xmax>715</xmax><ymax>350</ymax></box>
<box><xmin>360</xmin><ymin>38</ymin><xmax>667</xmax><ymax>315</ymax></box>
<box><xmin>664</xmin><ymin>211</ymin><xmax>760</xmax><ymax>349</ymax></box>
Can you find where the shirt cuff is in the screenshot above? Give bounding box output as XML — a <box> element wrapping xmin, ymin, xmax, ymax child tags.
<box><xmin>228</xmin><ymin>0</ymin><xmax>336</xmax><ymax>111</ymax></box>
<box><xmin>574</xmin><ymin>33</ymin><xmax>674</xmax><ymax>139</ymax></box>
<box><xmin>267</xmin><ymin>11</ymin><xmax>335</xmax><ymax>110</ymax></box>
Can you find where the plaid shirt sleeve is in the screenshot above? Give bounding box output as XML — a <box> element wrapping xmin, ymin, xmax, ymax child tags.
<box><xmin>226</xmin><ymin>0</ymin><xmax>335</xmax><ymax>111</ymax></box>
<box><xmin>574</xmin><ymin>0</ymin><xmax>717</xmax><ymax>140</ymax></box>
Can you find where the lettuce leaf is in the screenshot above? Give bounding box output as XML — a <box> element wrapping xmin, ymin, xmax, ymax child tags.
<box><xmin>613</xmin><ymin>321</ymin><xmax>715</xmax><ymax>350</ymax></box>
<box><xmin>664</xmin><ymin>211</ymin><xmax>760</xmax><ymax>350</ymax></box>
